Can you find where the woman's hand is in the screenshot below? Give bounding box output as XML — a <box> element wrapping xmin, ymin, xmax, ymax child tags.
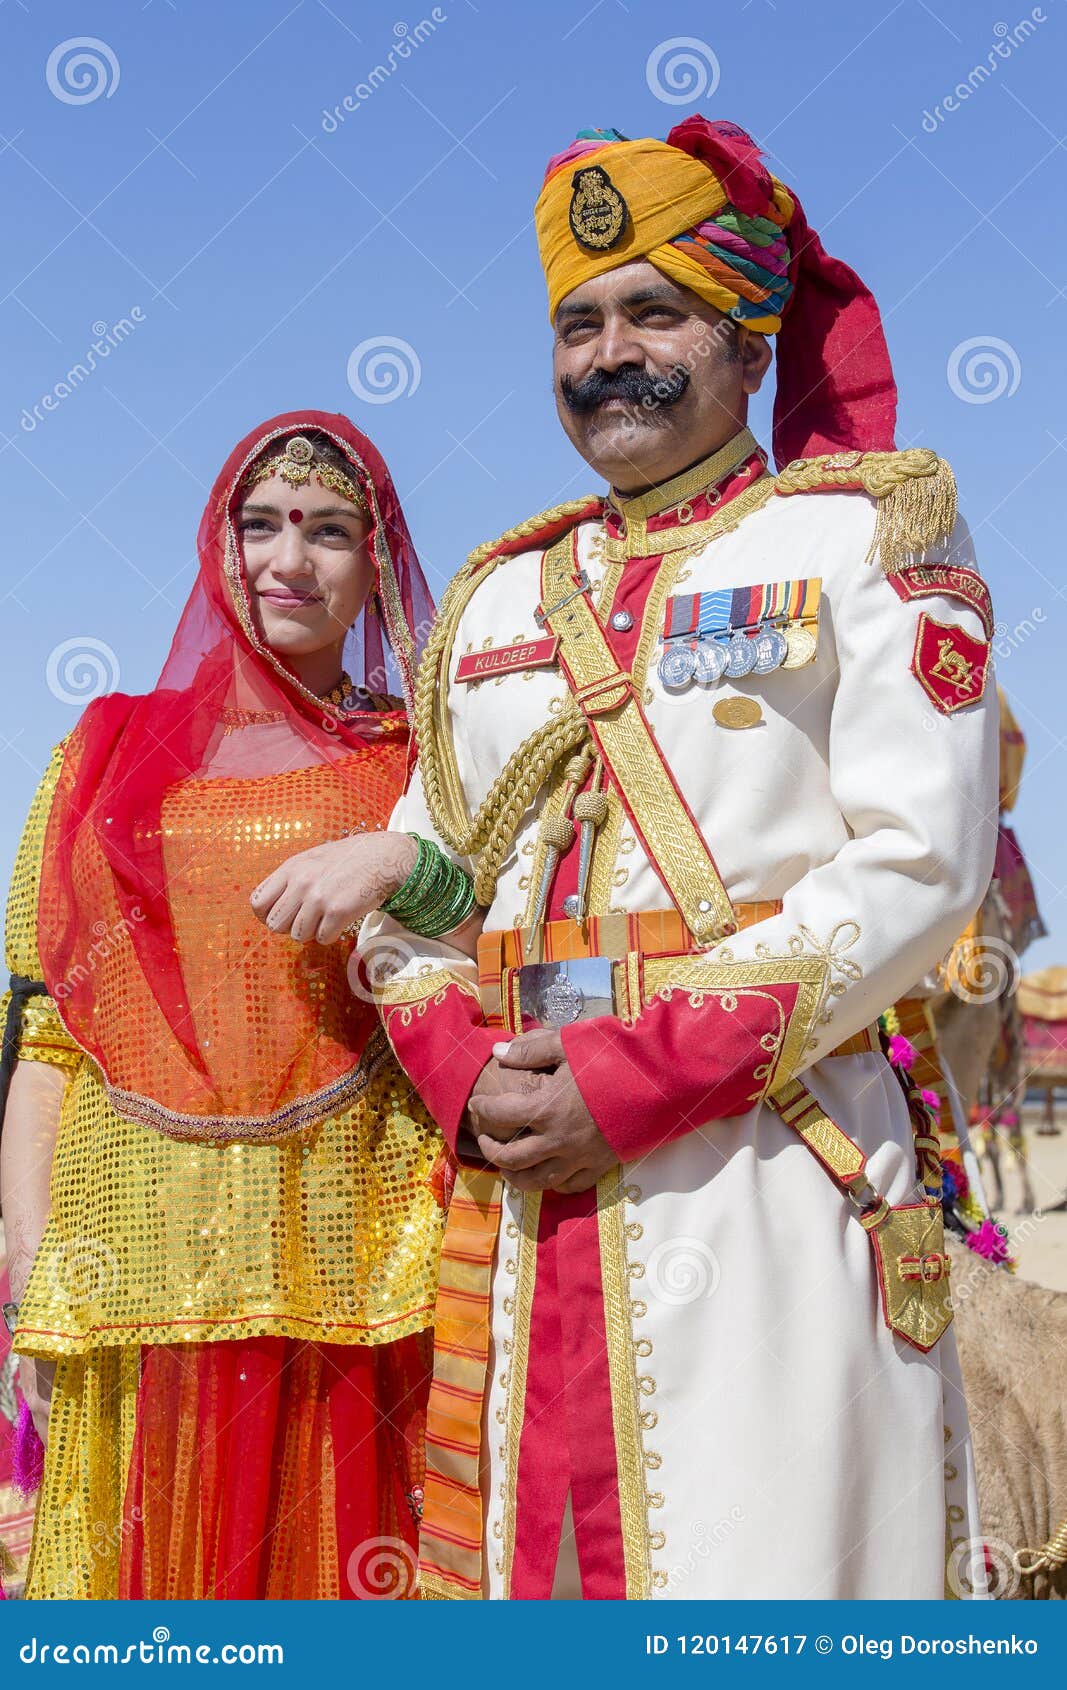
<box><xmin>18</xmin><ymin>1355</ymin><xmax>56</xmax><ymax>1447</ymax></box>
<box><xmin>250</xmin><ymin>832</ymin><xmax>418</xmax><ymax>945</ymax></box>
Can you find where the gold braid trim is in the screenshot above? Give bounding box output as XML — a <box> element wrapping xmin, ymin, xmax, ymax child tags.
<box><xmin>414</xmin><ymin>503</ymin><xmax>598</xmax><ymax>906</ymax></box>
<box><xmin>465</xmin><ymin>495</ymin><xmax>602</xmax><ymax>571</ymax></box>
<box><xmin>775</xmin><ymin>448</ymin><xmax>958</xmax><ymax>575</ymax></box>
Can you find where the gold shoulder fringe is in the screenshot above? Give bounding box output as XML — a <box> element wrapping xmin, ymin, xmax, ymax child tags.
<box><xmin>775</xmin><ymin>448</ymin><xmax>958</xmax><ymax>576</ymax></box>
<box><xmin>466</xmin><ymin>494</ymin><xmax>601</xmax><ymax>571</ymax></box>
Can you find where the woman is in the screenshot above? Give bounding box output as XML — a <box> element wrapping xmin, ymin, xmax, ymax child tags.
<box><xmin>0</xmin><ymin>411</ymin><xmax>470</xmax><ymax>1599</ymax></box>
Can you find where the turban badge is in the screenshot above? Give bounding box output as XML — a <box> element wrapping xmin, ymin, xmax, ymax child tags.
<box><xmin>568</xmin><ymin>164</ymin><xmax>629</xmax><ymax>251</ymax></box>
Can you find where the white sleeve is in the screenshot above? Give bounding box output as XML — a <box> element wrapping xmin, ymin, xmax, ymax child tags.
<box><xmin>700</xmin><ymin>514</ymin><xmax>999</xmax><ymax>1065</ymax></box>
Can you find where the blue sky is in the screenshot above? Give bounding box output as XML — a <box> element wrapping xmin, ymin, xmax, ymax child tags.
<box><xmin>1</xmin><ymin>0</ymin><xmax>1065</xmax><ymax>973</ymax></box>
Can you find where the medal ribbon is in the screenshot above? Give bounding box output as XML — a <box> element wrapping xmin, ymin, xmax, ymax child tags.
<box><xmin>663</xmin><ymin>577</ymin><xmax>821</xmax><ymax>643</ymax></box>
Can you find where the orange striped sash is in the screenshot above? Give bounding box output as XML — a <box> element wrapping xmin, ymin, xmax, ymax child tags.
<box><xmin>419</xmin><ymin>1167</ymin><xmax>502</xmax><ymax>1599</ymax></box>
<box><xmin>477</xmin><ymin>904</ymin><xmax>783</xmax><ymax>1030</ymax></box>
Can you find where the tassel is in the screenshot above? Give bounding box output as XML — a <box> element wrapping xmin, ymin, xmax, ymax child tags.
<box><xmin>13</xmin><ymin>1401</ymin><xmax>44</xmax><ymax>1496</ymax></box>
<box><xmin>867</xmin><ymin>453</ymin><xmax>957</xmax><ymax>575</ymax></box>
<box><xmin>964</xmin><ymin>1217</ymin><xmax>1014</xmax><ymax>1270</ymax></box>
<box><xmin>526</xmin><ymin>813</ymin><xmax>577</xmax><ymax>949</ymax></box>
<box><xmin>775</xmin><ymin>450</ymin><xmax>957</xmax><ymax>576</ymax></box>
<box><xmin>887</xmin><ymin>1033</ymin><xmax>917</xmax><ymax>1069</ymax></box>
<box><xmin>572</xmin><ymin>766</ymin><xmax>609</xmax><ymax>922</ymax></box>
<box><xmin>524</xmin><ymin>750</ymin><xmax>592</xmax><ymax>950</ymax></box>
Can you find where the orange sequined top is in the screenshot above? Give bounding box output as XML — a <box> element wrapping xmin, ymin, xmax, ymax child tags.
<box><xmin>5</xmin><ymin>742</ymin><xmax>445</xmax><ymax>1358</ymax></box>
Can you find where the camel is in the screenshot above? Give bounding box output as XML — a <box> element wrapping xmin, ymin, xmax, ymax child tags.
<box><xmin>933</xmin><ymin>879</ymin><xmax>1037</xmax><ymax>1214</ymax></box>
<box><xmin>949</xmin><ymin>1236</ymin><xmax>1067</xmax><ymax>1598</ymax></box>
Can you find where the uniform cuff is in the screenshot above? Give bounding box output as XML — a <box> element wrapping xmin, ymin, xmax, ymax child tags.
<box><xmin>381</xmin><ymin>976</ymin><xmax>498</xmax><ymax>1152</ymax></box>
<box><xmin>560</xmin><ymin>966</ymin><xmax>821</xmax><ymax>1165</ymax></box>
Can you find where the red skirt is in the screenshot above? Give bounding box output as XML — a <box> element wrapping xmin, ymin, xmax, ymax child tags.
<box><xmin>118</xmin><ymin>1333</ymin><xmax>430</xmax><ymax>1599</ymax></box>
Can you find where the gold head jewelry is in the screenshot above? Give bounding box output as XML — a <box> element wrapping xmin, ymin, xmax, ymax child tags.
<box><xmin>243</xmin><ymin>434</ymin><xmax>368</xmax><ymax>514</ymax></box>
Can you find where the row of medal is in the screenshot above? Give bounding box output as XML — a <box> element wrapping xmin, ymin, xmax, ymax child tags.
<box><xmin>658</xmin><ymin>618</ymin><xmax>817</xmax><ymax>691</ymax></box>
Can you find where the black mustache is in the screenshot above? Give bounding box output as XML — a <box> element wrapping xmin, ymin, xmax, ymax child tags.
<box><xmin>560</xmin><ymin>363</ymin><xmax>691</xmax><ymax>415</ymax></box>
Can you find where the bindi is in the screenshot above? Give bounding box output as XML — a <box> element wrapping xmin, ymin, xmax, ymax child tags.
<box><xmin>289</xmin><ymin>509</ymin><xmax>303</xmax><ymax>524</ymax></box>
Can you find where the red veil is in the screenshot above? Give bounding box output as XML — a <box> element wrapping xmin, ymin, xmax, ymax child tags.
<box><xmin>36</xmin><ymin>411</ymin><xmax>435</xmax><ymax>1139</ymax></box>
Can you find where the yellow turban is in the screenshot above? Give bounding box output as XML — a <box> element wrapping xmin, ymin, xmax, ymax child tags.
<box><xmin>534</xmin><ymin>127</ymin><xmax>794</xmax><ymax>331</ymax></box>
<box><xmin>535</xmin><ymin>119</ymin><xmax>900</xmax><ymax>469</ymax></box>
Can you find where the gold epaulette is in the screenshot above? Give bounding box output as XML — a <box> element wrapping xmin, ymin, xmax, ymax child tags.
<box><xmin>774</xmin><ymin>447</ymin><xmax>958</xmax><ymax>575</ymax></box>
<box><xmin>465</xmin><ymin>494</ymin><xmax>603</xmax><ymax>572</ymax></box>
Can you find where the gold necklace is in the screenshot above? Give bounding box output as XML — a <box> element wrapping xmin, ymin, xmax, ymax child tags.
<box><xmin>320</xmin><ymin>671</ymin><xmax>353</xmax><ymax>710</ymax></box>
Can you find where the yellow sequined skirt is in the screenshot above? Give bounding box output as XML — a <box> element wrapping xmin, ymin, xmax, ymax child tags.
<box><xmin>16</xmin><ymin>1050</ymin><xmax>445</xmax><ymax>1598</ymax></box>
<box><xmin>16</xmin><ymin>1051</ymin><xmax>445</xmax><ymax>1357</ymax></box>
<box><xmin>24</xmin><ymin>1349</ymin><xmax>140</xmax><ymax>1599</ymax></box>
<box><xmin>25</xmin><ymin>1331</ymin><xmax>431</xmax><ymax>1599</ymax></box>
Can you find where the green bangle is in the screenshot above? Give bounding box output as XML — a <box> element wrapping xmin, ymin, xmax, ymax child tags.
<box><xmin>383</xmin><ymin>835</ymin><xmax>476</xmax><ymax>939</ymax></box>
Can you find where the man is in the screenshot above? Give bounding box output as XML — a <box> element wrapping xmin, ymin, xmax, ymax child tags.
<box><xmin>273</xmin><ymin>118</ymin><xmax>998</xmax><ymax>1598</ymax></box>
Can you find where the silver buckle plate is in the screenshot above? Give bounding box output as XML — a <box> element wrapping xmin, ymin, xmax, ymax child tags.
<box><xmin>515</xmin><ymin>957</ymin><xmax>614</xmax><ymax>1027</ymax></box>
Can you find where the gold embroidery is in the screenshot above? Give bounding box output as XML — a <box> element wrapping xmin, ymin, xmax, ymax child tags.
<box><xmin>605</xmin><ymin>430</ymin><xmax>768</xmax><ymax>557</ymax></box>
<box><xmin>466</xmin><ymin>496</ymin><xmax>602</xmax><ymax>574</ymax></box>
<box><xmin>751</xmin><ymin>920</ymin><xmax>862</xmax><ymax>1031</ymax></box>
<box><xmin>597</xmin><ymin>1168</ymin><xmax>653</xmax><ymax>1600</ymax></box>
<box><xmin>930</xmin><ymin>636</ymin><xmax>976</xmax><ymax>691</ymax></box>
<box><xmin>643</xmin><ymin>954</ymin><xmax>828</xmax><ymax>1098</ymax></box>
<box><xmin>520</xmin><ymin>536</ymin><xmax>622</xmax><ymax>926</ymax></box>
<box><xmin>501</xmin><ymin>1191</ymin><xmax>540</xmax><ymax>1598</ymax></box>
<box><xmin>381</xmin><ymin>968</ymin><xmax>480</xmax><ymax>1037</ymax></box>
<box><xmin>418</xmin><ymin>468</ymin><xmax>774</xmax><ymax>920</ymax></box>
<box><xmin>610</xmin><ymin>431</ymin><xmax>758</xmax><ymax>523</ymax></box>
<box><xmin>418</xmin><ymin>1573</ymin><xmax>477</xmax><ymax>1600</ymax></box>
<box><xmin>542</xmin><ymin>534</ymin><xmax>736</xmax><ymax>942</ymax></box>
<box><xmin>772</xmin><ymin>1075</ymin><xmax>867</xmax><ymax>1182</ymax></box>
<box><xmin>380</xmin><ymin>967</ymin><xmax>480</xmax><ymax>1016</ymax></box>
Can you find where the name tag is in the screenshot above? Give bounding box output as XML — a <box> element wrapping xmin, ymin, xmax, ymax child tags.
<box><xmin>455</xmin><ymin>636</ymin><xmax>559</xmax><ymax>683</ymax></box>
